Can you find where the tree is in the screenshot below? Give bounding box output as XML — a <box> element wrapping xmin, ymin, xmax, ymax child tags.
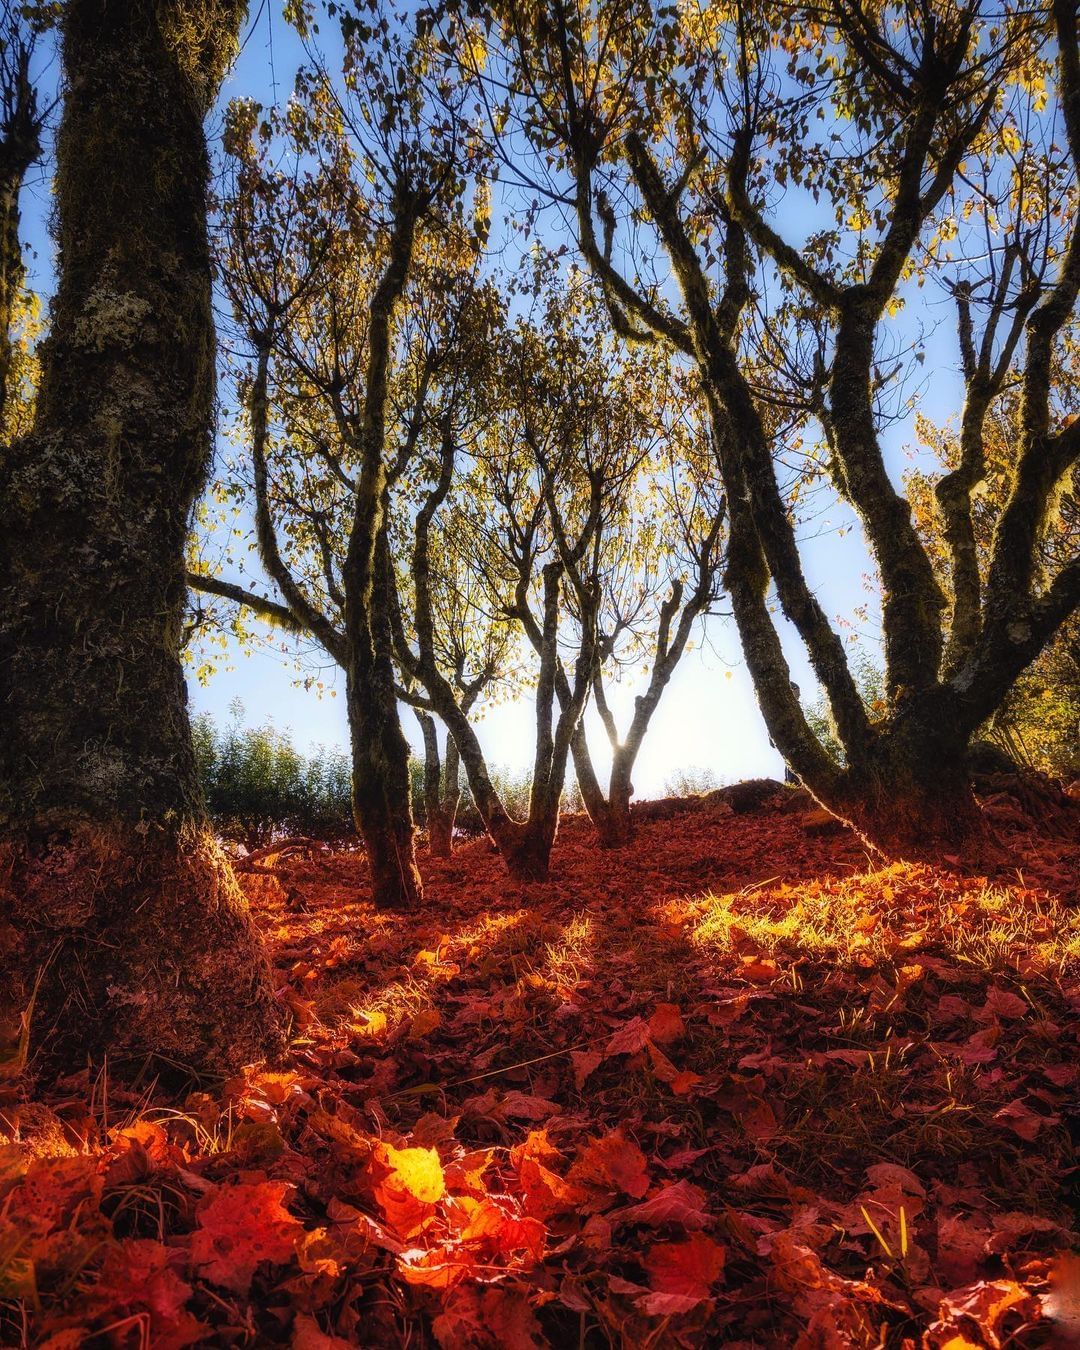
<box><xmin>0</xmin><ymin>0</ymin><xmax>280</xmax><ymax>1072</ymax></box>
<box><xmin>190</xmin><ymin>30</ymin><xmax>487</xmax><ymax>905</ymax></box>
<box><xmin>909</xmin><ymin>385</ymin><xmax>1080</xmax><ymax>781</ymax></box>
<box><xmin>482</xmin><ymin>0</ymin><xmax>1080</xmax><ymax>854</ymax></box>
<box><xmin>498</xmin><ymin>266</ymin><xmax>725</xmax><ymax>846</ymax></box>
<box><xmin>390</xmin><ymin>288</ymin><xmax>604</xmax><ymax>880</ymax></box>
<box><xmin>398</xmin><ymin>496</ymin><xmax>517</xmax><ymax>858</ymax></box>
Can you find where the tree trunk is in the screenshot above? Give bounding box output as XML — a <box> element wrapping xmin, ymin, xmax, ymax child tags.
<box><xmin>347</xmin><ymin>549</ymin><xmax>423</xmax><ymax>907</ymax></box>
<box><xmin>417</xmin><ymin>708</ymin><xmax>456</xmax><ymax>858</ymax></box>
<box><xmin>605</xmin><ymin>755</ymin><xmax>635</xmax><ymax>846</ymax></box>
<box><xmin>496</xmin><ymin>819</ymin><xmax>558</xmax><ymax>883</ymax></box>
<box><xmin>829</xmin><ymin>721</ymin><xmax>986</xmax><ymax>857</ymax></box>
<box><xmin>0</xmin><ymin>0</ymin><xmax>280</xmax><ymax>1075</ymax></box>
<box><xmin>568</xmin><ymin>721</ymin><xmax>625</xmax><ymax>847</ymax></box>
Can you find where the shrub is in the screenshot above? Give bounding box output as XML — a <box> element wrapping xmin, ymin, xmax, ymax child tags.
<box><xmin>193</xmin><ymin>711</ymin><xmax>353</xmax><ymax>847</ymax></box>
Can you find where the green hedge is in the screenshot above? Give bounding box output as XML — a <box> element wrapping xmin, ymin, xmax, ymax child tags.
<box><xmin>192</xmin><ymin>710</ymin><xmax>585</xmax><ymax>848</ymax></box>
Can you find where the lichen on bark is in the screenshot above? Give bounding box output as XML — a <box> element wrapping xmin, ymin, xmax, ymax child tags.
<box><xmin>0</xmin><ymin>0</ymin><xmax>280</xmax><ymax>1075</ymax></box>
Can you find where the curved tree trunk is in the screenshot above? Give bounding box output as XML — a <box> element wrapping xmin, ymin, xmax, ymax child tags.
<box><xmin>348</xmin><ymin>544</ymin><xmax>422</xmax><ymax>906</ymax></box>
<box><xmin>0</xmin><ymin>0</ymin><xmax>280</xmax><ymax>1075</ymax></box>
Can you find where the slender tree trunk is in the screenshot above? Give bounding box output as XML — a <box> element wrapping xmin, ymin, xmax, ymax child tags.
<box><xmin>569</xmin><ymin>721</ymin><xmax>622</xmax><ymax>846</ymax></box>
<box><xmin>341</xmin><ymin>193</ymin><xmax>423</xmax><ymax>910</ymax></box>
<box><xmin>606</xmin><ymin>752</ymin><xmax>636</xmax><ymax>843</ymax></box>
<box><xmin>417</xmin><ymin>709</ymin><xmax>458</xmax><ymax>858</ymax></box>
<box><xmin>0</xmin><ymin>0</ymin><xmax>280</xmax><ymax>1074</ymax></box>
<box><xmin>347</xmin><ymin>542</ymin><xmax>422</xmax><ymax>906</ymax></box>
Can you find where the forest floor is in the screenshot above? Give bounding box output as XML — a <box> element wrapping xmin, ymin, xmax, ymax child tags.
<box><xmin>2</xmin><ymin>790</ymin><xmax>1080</xmax><ymax>1349</ymax></box>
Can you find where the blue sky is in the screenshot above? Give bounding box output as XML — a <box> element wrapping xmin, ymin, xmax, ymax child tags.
<box><xmin>19</xmin><ymin>6</ymin><xmax>968</xmax><ymax>796</ymax></box>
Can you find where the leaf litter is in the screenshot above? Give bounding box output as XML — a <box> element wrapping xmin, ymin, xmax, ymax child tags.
<box><xmin>1</xmin><ymin>797</ymin><xmax>1079</xmax><ymax>1347</ymax></box>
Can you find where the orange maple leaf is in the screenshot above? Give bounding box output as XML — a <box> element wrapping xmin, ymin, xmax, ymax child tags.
<box><xmin>370</xmin><ymin>1141</ymin><xmax>446</xmax><ymax>1238</ymax></box>
<box><xmin>190</xmin><ymin>1180</ymin><xmax>303</xmax><ymax>1294</ymax></box>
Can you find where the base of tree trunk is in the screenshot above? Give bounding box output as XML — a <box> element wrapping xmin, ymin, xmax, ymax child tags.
<box><xmin>594</xmin><ymin>810</ymin><xmax>634</xmax><ymax>849</ymax></box>
<box><xmin>499</xmin><ymin>826</ymin><xmax>555</xmax><ymax>882</ymax></box>
<box><xmin>0</xmin><ymin>823</ymin><xmax>282</xmax><ymax>1078</ymax></box>
<box><xmin>837</xmin><ymin>776</ymin><xmax>990</xmax><ymax>860</ymax></box>
<box><xmin>362</xmin><ymin>830</ymin><xmax>424</xmax><ymax>910</ymax></box>
<box><xmin>427</xmin><ymin>814</ymin><xmax>455</xmax><ymax>859</ymax></box>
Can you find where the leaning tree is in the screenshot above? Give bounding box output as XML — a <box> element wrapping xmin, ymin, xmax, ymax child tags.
<box><xmin>190</xmin><ymin>40</ymin><xmax>490</xmax><ymax>905</ymax></box>
<box><xmin>482</xmin><ymin>0</ymin><xmax>1080</xmax><ymax>853</ymax></box>
<box><xmin>0</xmin><ymin>0</ymin><xmax>280</xmax><ymax>1072</ymax></box>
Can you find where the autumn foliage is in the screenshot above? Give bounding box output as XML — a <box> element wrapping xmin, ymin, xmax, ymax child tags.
<box><xmin>3</xmin><ymin>795</ymin><xmax>1078</xmax><ymax>1347</ymax></box>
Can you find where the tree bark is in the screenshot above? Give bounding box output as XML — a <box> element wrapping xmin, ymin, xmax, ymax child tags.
<box><xmin>0</xmin><ymin>0</ymin><xmax>280</xmax><ymax>1075</ymax></box>
<box><xmin>417</xmin><ymin>708</ymin><xmax>459</xmax><ymax>858</ymax></box>
<box><xmin>340</xmin><ymin>197</ymin><xmax>423</xmax><ymax>911</ymax></box>
<box><xmin>347</xmin><ymin>538</ymin><xmax>422</xmax><ymax>907</ymax></box>
<box><xmin>835</xmin><ymin>714</ymin><xmax>986</xmax><ymax>857</ymax></box>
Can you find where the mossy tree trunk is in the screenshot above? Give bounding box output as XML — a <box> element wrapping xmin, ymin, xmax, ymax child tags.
<box><xmin>546</xmin><ymin>15</ymin><xmax>1080</xmax><ymax>857</ymax></box>
<box><xmin>0</xmin><ymin>0</ymin><xmax>280</xmax><ymax>1075</ymax></box>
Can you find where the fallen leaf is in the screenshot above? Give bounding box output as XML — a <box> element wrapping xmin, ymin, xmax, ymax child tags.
<box><xmin>191</xmin><ymin>1181</ymin><xmax>304</xmax><ymax>1295</ymax></box>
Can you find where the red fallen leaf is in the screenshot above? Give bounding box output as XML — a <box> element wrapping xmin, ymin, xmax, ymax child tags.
<box><xmin>397</xmin><ymin>1245</ymin><xmax>473</xmax><ymax>1289</ymax></box>
<box><xmin>768</xmin><ymin>1229</ymin><xmax>889</xmax><ymax>1331</ymax></box>
<box><xmin>936</xmin><ymin>1211</ymin><xmax>993</xmax><ymax>1286</ymax></box>
<box><xmin>571</xmin><ymin>1049</ymin><xmax>603</xmax><ymax>1089</ymax></box>
<box><xmin>992</xmin><ymin>1098</ymin><xmax>1049</xmax><ymax>1142</ymax></box>
<box><xmin>864</xmin><ymin>1163</ymin><xmax>925</xmax><ymax>1196</ymax></box>
<box><xmin>292</xmin><ymin>1314</ymin><xmax>354</xmax><ymax>1349</ymax></box>
<box><xmin>105</xmin><ymin>1119</ymin><xmax>172</xmax><ymax>1187</ymax></box>
<box><xmin>279</xmin><ymin>986</ymin><xmax>318</xmax><ymax>1029</ymax></box>
<box><xmin>946</xmin><ymin>1026</ymin><xmax>999</xmax><ymax>1065</ymax></box>
<box><xmin>454</xmin><ymin>1196</ymin><xmax>546</xmax><ymax>1263</ymax></box>
<box><xmin>228</xmin><ymin>1067</ymin><xmax>306</xmax><ymax>1113</ymax></box>
<box><xmin>581</xmin><ymin>1212</ymin><xmax>613</xmax><ymax>1254</ymax></box>
<box><xmin>605</xmin><ymin>1017</ymin><xmax>652</xmax><ymax>1056</ymax></box>
<box><xmin>87</xmin><ymin>1239</ymin><xmax>207</xmax><ymax>1350</ymax></box>
<box><xmin>498</xmin><ymin>1090</ymin><xmax>560</xmax><ymax>1121</ymax></box>
<box><xmin>8</xmin><ymin>1155</ymin><xmax>103</xmax><ymax>1236</ymax></box>
<box><xmin>325</xmin><ymin>1197</ymin><xmax>403</xmax><ymax>1255</ymax></box>
<box><xmin>190</xmin><ymin>1180</ymin><xmax>304</xmax><ymax>1295</ymax></box>
<box><xmin>511</xmin><ymin>1131</ymin><xmax>590</xmax><ymax>1219</ymax></box>
<box><xmin>613</xmin><ymin>1179</ymin><xmax>710</xmax><ymax>1230</ymax></box>
<box><xmin>569</xmin><ymin>1130</ymin><xmax>650</xmax><ymax>1199</ymax></box>
<box><xmin>646</xmin><ymin>1041</ymin><xmax>703</xmax><ymax>1095</ymax></box>
<box><xmin>648</xmin><ymin>1003</ymin><xmax>685</xmax><ymax>1045</ymax></box>
<box><xmin>984</xmin><ymin>1211</ymin><xmax>1068</xmax><ymax>1254</ymax></box>
<box><xmin>643</xmin><ymin>1231</ymin><xmax>726</xmax><ymax>1310</ymax></box>
<box><xmin>739</xmin><ymin>954</ymin><xmax>779</xmax><ymax>983</ymax></box>
<box><xmin>407</xmin><ymin>1008</ymin><xmax>442</xmax><ymax>1040</ymax></box>
<box><xmin>740</xmin><ymin>1095</ymin><xmax>779</xmax><ymax>1142</ymax></box>
<box><xmin>978</xmin><ymin>987</ymin><xmax>1029</xmax><ymax>1022</ymax></box>
<box><xmin>443</xmin><ymin>1148</ymin><xmax>493</xmax><ymax>1197</ymax></box>
<box><xmin>371</xmin><ymin>1141</ymin><xmax>446</xmax><ymax>1238</ymax></box>
<box><xmin>432</xmin><ymin>1285</ymin><xmax>543</xmax><ymax>1349</ymax></box>
<box><xmin>928</xmin><ymin>1279</ymin><xmax>1041</xmax><ymax>1349</ymax></box>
